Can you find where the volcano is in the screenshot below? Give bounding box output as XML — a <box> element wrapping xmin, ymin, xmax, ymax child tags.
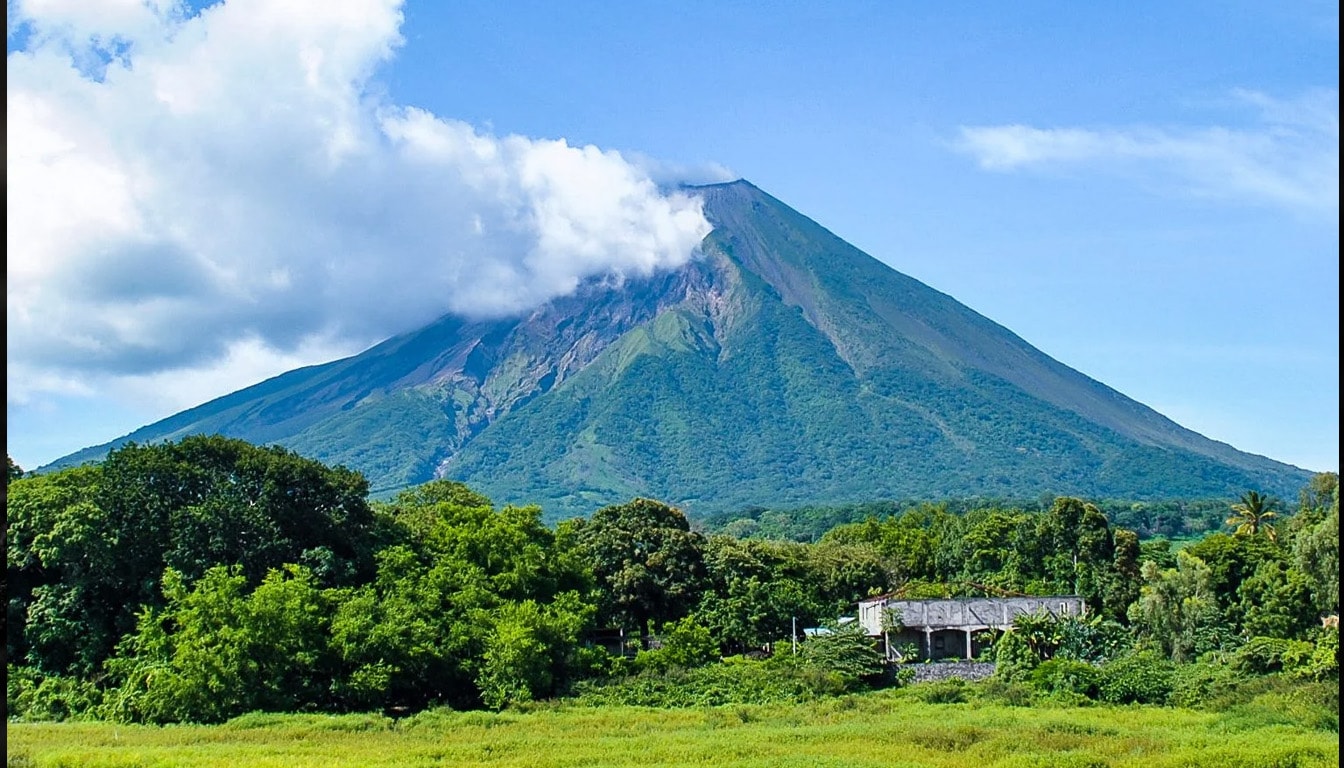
<box><xmin>46</xmin><ymin>180</ymin><xmax>1312</xmax><ymax>519</ymax></box>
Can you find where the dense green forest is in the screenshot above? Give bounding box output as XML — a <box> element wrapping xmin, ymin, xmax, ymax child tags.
<box><xmin>5</xmin><ymin>437</ymin><xmax>1338</xmax><ymax>726</ymax></box>
<box><xmin>698</xmin><ymin>495</ymin><xmax>1239</xmax><ymax>543</ymax></box>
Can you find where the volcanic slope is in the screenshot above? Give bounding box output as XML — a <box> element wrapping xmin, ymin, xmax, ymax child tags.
<box><xmin>45</xmin><ymin>180</ymin><xmax>1312</xmax><ymax>520</ymax></box>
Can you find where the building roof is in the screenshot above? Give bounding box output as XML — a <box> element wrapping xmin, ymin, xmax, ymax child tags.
<box><xmin>858</xmin><ymin>593</ymin><xmax>1082</xmax><ymax>605</ymax></box>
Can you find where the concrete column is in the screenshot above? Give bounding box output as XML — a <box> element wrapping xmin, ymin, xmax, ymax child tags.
<box><xmin>923</xmin><ymin>627</ymin><xmax>932</xmax><ymax>659</ymax></box>
<box><xmin>965</xmin><ymin>628</ymin><xmax>973</xmax><ymax>660</ymax></box>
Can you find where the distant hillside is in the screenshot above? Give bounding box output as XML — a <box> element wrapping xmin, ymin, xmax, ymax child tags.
<box><xmin>45</xmin><ymin>180</ymin><xmax>1313</xmax><ymax>520</ymax></box>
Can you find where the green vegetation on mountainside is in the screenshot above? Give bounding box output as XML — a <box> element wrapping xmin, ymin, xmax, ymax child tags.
<box><xmin>447</xmin><ymin>236</ymin><xmax>1294</xmax><ymax>520</ymax></box>
<box><xmin>36</xmin><ymin>181</ymin><xmax>1313</xmax><ymax>516</ymax></box>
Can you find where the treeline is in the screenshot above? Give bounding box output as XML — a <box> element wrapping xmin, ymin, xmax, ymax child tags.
<box><xmin>4</xmin><ymin>437</ymin><xmax>1339</xmax><ymax>723</ymax></box>
<box><xmin>702</xmin><ymin>496</ymin><xmax>1237</xmax><ymax>543</ymax></box>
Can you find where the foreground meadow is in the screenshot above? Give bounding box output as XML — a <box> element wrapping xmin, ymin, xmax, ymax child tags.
<box><xmin>8</xmin><ymin>689</ymin><xmax>1338</xmax><ymax>768</ymax></box>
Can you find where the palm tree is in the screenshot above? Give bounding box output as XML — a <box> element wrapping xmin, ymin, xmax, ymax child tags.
<box><xmin>1226</xmin><ymin>490</ymin><xmax>1279</xmax><ymax>541</ymax></box>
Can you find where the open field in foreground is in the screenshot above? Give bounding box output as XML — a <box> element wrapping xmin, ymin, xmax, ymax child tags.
<box><xmin>8</xmin><ymin>690</ymin><xmax>1338</xmax><ymax>768</ymax></box>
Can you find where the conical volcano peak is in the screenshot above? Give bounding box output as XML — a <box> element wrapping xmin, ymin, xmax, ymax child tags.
<box><xmin>692</xmin><ymin>178</ymin><xmax>776</xmax><ymax>218</ymax></box>
<box><xmin>687</xmin><ymin>177</ymin><xmax>760</xmax><ymax>194</ymax></box>
<box><xmin>41</xmin><ymin>182</ymin><xmax>1311</xmax><ymax>519</ymax></box>
<box><xmin>681</xmin><ymin>177</ymin><xmax>756</xmax><ymax>192</ymax></box>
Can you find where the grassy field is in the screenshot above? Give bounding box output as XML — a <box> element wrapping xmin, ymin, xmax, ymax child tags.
<box><xmin>8</xmin><ymin>688</ymin><xmax>1339</xmax><ymax>768</ymax></box>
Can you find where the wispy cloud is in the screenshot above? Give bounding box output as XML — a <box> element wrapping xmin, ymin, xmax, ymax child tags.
<box><xmin>952</xmin><ymin>89</ymin><xmax>1339</xmax><ymax>214</ymax></box>
<box><xmin>6</xmin><ymin>0</ymin><xmax>713</xmax><ymax>412</ymax></box>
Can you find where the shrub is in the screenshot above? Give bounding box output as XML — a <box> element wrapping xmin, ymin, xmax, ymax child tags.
<box><xmin>912</xmin><ymin>678</ymin><xmax>969</xmax><ymax>704</ymax></box>
<box><xmin>976</xmin><ymin>677</ymin><xmax>1036</xmax><ymax>707</ymax></box>
<box><xmin>796</xmin><ymin>622</ymin><xmax>884</xmax><ymax>685</ymax></box>
<box><xmin>1030</xmin><ymin>659</ymin><xmax>1100</xmax><ymax>699</ymax></box>
<box><xmin>1169</xmin><ymin>656</ymin><xmax>1241</xmax><ymax>709</ymax></box>
<box><xmin>993</xmin><ymin>630</ymin><xmax>1039</xmax><ymax>682</ymax></box>
<box><xmin>1096</xmin><ymin>650</ymin><xmax>1174</xmax><ymax>705</ymax></box>
<box><xmin>573</xmin><ymin>658</ymin><xmax>802</xmax><ymax>707</ymax></box>
<box><xmin>571</xmin><ymin>647</ymin><xmax>891</xmax><ymax>709</ymax></box>
<box><xmin>1054</xmin><ymin>617</ymin><xmax>1132</xmax><ymax>664</ymax></box>
<box><xmin>1290</xmin><ymin>624</ymin><xmax>1339</xmax><ymax>682</ymax></box>
<box><xmin>632</xmin><ymin>617</ymin><xmax>719</xmax><ymax>674</ymax></box>
<box><xmin>6</xmin><ymin>666</ymin><xmax>102</xmax><ymax>721</ymax></box>
<box><xmin>1231</xmin><ymin>636</ymin><xmax>1315</xmax><ymax>676</ymax></box>
<box><xmin>1213</xmin><ymin>680</ymin><xmax>1339</xmax><ymax>733</ymax></box>
<box><xmin>891</xmin><ymin>665</ymin><xmax>916</xmax><ymax>687</ymax></box>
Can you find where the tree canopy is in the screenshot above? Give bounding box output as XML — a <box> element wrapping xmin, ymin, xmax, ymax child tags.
<box><xmin>5</xmin><ymin>442</ymin><xmax>1337</xmax><ymax>723</ymax></box>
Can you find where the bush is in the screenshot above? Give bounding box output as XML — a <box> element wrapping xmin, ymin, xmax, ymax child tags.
<box><xmin>6</xmin><ymin>666</ymin><xmax>102</xmax><ymax>721</ymax></box>
<box><xmin>1231</xmin><ymin>636</ymin><xmax>1315</xmax><ymax>676</ymax></box>
<box><xmin>1214</xmin><ymin>680</ymin><xmax>1339</xmax><ymax>732</ymax></box>
<box><xmin>993</xmin><ymin>630</ymin><xmax>1039</xmax><ymax>682</ymax></box>
<box><xmin>1169</xmin><ymin>656</ymin><xmax>1241</xmax><ymax>709</ymax></box>
<box><xmin>1030</xmin><ymin>659</ymin><xmax>1100</xmax><ymax>699</ymax></box>
<box><xmin>912</xmin><ymin>678</ymin><xmax>969</xmax><ymax>704</ymax></box>
<box><xmin>632</xmin><ymin>617</ymin><xmax>719</xmax><ymax>674</ymax></box>
<box><xmin>1054</xmin><ymin>617</ymin><xmax>1132</xmax><ymax>664</ymax></box>
<box><xmin>796</xmin><ymin>622</ymin><xmax>885</xmax><ymax>686</ymax></box>
<box><xmin>573</xmin><ymin>652</ymin><xmax>868</xmax><ymax>708</ymax></box>
<box><xmin>891</xmin><ymin>665</ymin><xmax>916</xmax><ymax>687</ymax></box>
<box><xmin>976</xmin><ymin>677</ymin><xmax>1036</xmax><ymax>707</ymax></box>
<box><xmin>1096</xmin><ymin>650</ymin><xmax>1174</xmax><ymax>705</ymax></box>
<box><xmin>1290</xmin><ymin>624</ymin><xmax>1339</xmax><ymax>682</ymax></box>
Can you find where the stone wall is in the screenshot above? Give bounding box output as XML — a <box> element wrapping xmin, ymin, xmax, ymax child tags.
<box><xmin>904</xmin><ymin>661</ymin><xmax>997</xmax><ymax>684</ymax></box>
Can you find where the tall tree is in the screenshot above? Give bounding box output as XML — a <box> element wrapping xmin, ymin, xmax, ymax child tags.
<box><xmin>953</xmin><ymin>507</ymin><xmax>1033</xmax><ymax>590</ymax></box>
<box><xmin>1102</xmin><ymin>528</ymin><xmax>1142</xmax><ymax>623</ymax></box>
<box><xmin>1294</xmin><ymin>499</ymin><xmax>1339</xmax><ymax>615</ymax></box>
<box><xmin>1297</xmin><ymin>472</ymin><xmax>1338</xmax><ymax>522</ymax></box>
<box><xmin>330</xmin><ymin>480</ymin><xmax>594</xmax><ymax>711</ymax></box>
<box><xmin>574</xmin><ymin>498</ymin><xmax>707</xmax><ymax>638</ymax></box>
<box><xmin>1129</xmin><ymin>551</ymin><xmax>1226</xmax><ymax>662</ymax></box>
<box><xmin>104</xmin><ymin>564</ymin><xmax>337</xmax><ymax>724</ymax></box>
<box><xmin>7</xmin><ymin>436</ymin><xmax>379</xmax><ymax>677</ymax></box>
<box><xmin>1038</xmin><ymin>497</ymin><xmax>1115</xmax><ymax>604</ymax></box>
<box><xmin>1237</xmin><ymin>560</ymin><xmax>1317</xmax><ymax>640</ymax></box>
<box><xmin>1184</xmin><ymin>531</ymin><xmax>1282</xmax><ymax>635</ymax></box>
<box><xmin>1226</xmin><ymin>490</ymin><xmax>1280</xmax><ymax>541</ymax></box>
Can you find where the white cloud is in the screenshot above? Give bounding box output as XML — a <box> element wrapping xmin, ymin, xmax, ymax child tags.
<box><xmin>6</xmin><ymin>0</ymin><xmax>713</xmax><ymax>416</ymax></box>
<box><xmin>110</xmin><ymin>333</ymin><xmax>366</xmax><ymax>416</ymax></box>
<box><xmin>953</xmin><ymin>89</ymin><xmax>1339</xmax><ymax>214</ymax></box>
<box><xmin>623</xmin><ymin>152</ymin><xmax>738</xmax><ymax>188</ymax></box>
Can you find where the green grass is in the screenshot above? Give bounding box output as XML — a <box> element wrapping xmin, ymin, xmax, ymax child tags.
<box><xmin>8</xmin><ymin>689</ymin><xmax>1337</xmax><ymax>768</ymax></box>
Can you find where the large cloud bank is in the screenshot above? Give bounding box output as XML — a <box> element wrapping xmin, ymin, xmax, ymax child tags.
<box><xmin>7</xmin><ymin>0</ymin><xmax>713</xmax><ymax>410</ymax></box>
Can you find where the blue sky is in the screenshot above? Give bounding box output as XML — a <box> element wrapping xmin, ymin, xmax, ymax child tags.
<box><xmin>7</xmin><ymin>0</ymin><xmax>1339</xmax><ymax>478</ymax></box>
